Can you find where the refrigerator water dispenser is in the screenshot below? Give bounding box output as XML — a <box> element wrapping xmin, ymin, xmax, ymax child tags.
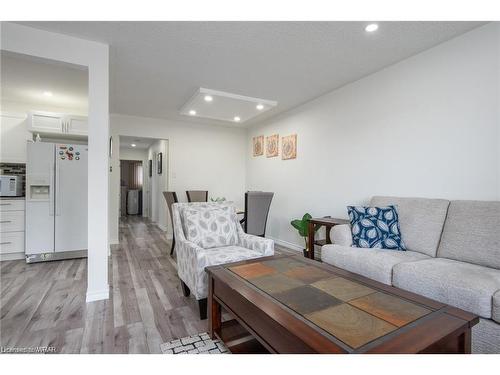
<box><xmin>30</xmin><ymin>185</ymin><xmax>50</xmax><ymax>200</ymax></box>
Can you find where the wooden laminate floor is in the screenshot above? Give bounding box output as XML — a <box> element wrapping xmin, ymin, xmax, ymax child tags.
<box><xmin>0</xmin><ymin>216</ymin><xmax>292</xmax><ymax>353</ymax></box>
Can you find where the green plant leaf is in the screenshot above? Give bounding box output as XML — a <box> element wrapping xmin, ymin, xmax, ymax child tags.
<box><xmin>291</xmin><ymin>219</ymin><xmax>304</xmax><ymax>231</ymax></box>
<box><xmin>302</xmin><ymin>213</ymin><xmax>312</xmax><ymax>221</ymax></box>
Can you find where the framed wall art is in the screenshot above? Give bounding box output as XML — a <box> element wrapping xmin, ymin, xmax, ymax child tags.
<box><xmin>157</xmin><ymin>152</ymin><xmax>163</xmax><ymax>174</ymax></box>
<box><xmin>266</xmin><ymin>134</ymin><xmax>279</xmax><ymax>158</ymax></box>
<box><xmin>253</xmin><ymin>135</ymin><xmax>264</xmax><ymax>157</ymax></box>
<box><xmin>282</xmin><ymin>134</ymin><xmax>297</xmax><ymax>160</ymax></box>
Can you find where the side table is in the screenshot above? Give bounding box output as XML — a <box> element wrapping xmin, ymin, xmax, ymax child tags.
<box><xmin>306</xmin><ymin>217</ymin><xmax>350</xmax><ymax>260</ymax></box>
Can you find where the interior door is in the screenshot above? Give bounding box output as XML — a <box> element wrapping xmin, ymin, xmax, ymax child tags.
<box><xmin>54</xmin><ymin>144</ymin><xmax>88</xmax><ymax>252</ymax></box>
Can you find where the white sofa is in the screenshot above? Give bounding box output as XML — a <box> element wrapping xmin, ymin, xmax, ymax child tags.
<box><xmin>321</xmin><ymin>196</ymin><xmax>500</xmax><ymax>354</ymax></box>
<box><xmin>172</xmin><ymin>202</ymin><xmax>274</xmax><ymax>319</ymax></box>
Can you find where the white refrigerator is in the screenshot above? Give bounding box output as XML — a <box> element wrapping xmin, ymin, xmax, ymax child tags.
<box><xmin>25</xmin><ymin>142</ymin><xmax>88</xmax><ymax>263</ymax></box>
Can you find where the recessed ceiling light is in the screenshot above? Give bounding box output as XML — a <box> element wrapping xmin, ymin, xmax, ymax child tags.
<box><xmin>365</xmin><ymin>23</ymin><xmax>379</xmax><ymax>33</ymax></box>
<box><xmin>189</xmin><ymin>110</ymin><xmax>197</xmax><ymax>116</ymax></box>
<box><xmin>43</xmin><ymin>91</ymin><xmax>53</xmax><ymax>97</ymax></box>
<box><xmin>131</xmin><ymin>144</ymin><xmax>136</xmax><ymax>147</ymax></box>
<box><xmin>204</xmin><ymin>95</ymin><xmax>213</xmax><ymax>102</ymax></box>
<box><xmin>256</xmin><ymin>104</ymin><xmax>264</xmax><ymax>110</ymax></box>
<box><xmin>233</xmin><ymin>116</ymin><xmax>241</xmax><ymax>122</ymax></box>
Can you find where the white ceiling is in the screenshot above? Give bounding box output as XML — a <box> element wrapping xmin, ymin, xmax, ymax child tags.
<box><xmin>120</xmin><ymin>135</ymin><xmax>156</xmax><ymax>150</ymax></box>
<box><xmin>17</xmin><ymin>21</ymin><xmax>485</xmax><ymax>127</ymax></box>
<box><xmin>0</xmin><ymin>50</ymin><xmax>88</xmax><ymax>112</ymax></box>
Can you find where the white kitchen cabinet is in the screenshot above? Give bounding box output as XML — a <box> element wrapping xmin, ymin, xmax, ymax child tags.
<box><xmin>28</xmin><ymin>111</ymin><xmax>65</xmax><ymax>134</ymax></box>
<box><xmin>28</xmin><ymin>111</ymin><xmax>88</xmax><ymax>138</ymax></box>
<box><xmin>0</xmin><ymin>198</ymin><xmax>25</xmax><ymax>261</ymax></box>
<box><xmin>0</xmin><ymin>112</ymin><xmax>31</xmax><ymax>163</ymax></box>
<box><xmin>66</xmin><ymin>115</ymin><xmax>88</xmax><ymax>136</ymax></box>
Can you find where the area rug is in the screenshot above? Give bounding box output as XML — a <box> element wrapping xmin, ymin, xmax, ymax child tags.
<box><xmin>160</xmin><ymin>332</ymin><xmax>230</xmax><ymax>354</ymax></box>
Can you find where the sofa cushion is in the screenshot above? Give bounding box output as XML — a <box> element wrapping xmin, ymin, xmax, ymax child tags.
<box><xmin>321</xmin><ymin>244</ymin><xmax>430</xmax><ymax>285</ymax></box>
<box><xmin>493</xmin><ymin>290</ymin><xmax>500</xmax><ymax>324</ymax></box>
<box><xmin>370</xmin><ymin>196</ymin><xmax>449</xmax><ymax>257</ymax></box>
<box><xmin>183</xmin><ymin>206</ymin><xmax>239</xmax><ymax>249</ymax></box>
<box><xmin>393</xmin><ymin>258</ymin><xmax>500</xmax><ymax>319</ymax></box>
<box><xmin>437</xmin><ymin>200</ymin><xmax>500</xmax><ymax>269</ymax></box>
<box><xmin>347</xmin><ymin>206</ymin><xmax>406</xmax><ymax>250</ymax></box>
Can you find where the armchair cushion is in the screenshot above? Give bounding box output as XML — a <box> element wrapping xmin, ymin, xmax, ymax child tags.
<box><xmin>183</xmin><ymin>205</ymin><xmax>239</xmax><ymax>249</ymax></box>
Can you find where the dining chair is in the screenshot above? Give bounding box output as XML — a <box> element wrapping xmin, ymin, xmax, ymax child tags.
<box><xmin>240</xmin><ymin>191</ymin><xmax>274</xmax><ymax>237</ymax></box>
<box><xmin>162</xmin><ymin>191</ymin><xmax>178</xmax><ymax>256</ymax></box>
<box><xmin>186</xmin><ymin>190</ymin><xmax>208</xmax><ymax>202</ymax></box>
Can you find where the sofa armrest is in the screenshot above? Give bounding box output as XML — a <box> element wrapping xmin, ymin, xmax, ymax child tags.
<box><xmin>331</xmin><ymin>224</ymin><xmax>353</xmax><ymax>247</ymax></box>
<box><xmin>238</xmin><ymin>231</ymin><xmax>274</xmax><ymax>256</ymax></box>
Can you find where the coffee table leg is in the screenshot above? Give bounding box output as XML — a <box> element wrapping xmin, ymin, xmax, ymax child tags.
<box><xmin>208</xmin><ymin>275</ymin><xmax>221</xmax><ymax>339</ymax></box>
<box><xmin>460</xmin><ymin>329</ymin><xmax>472</xmax><ymax>354</ymax></box>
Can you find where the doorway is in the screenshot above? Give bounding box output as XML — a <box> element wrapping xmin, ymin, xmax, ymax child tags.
<box><xmin>120</xmin><ymin>159</ymin><xmax>144</xmax><ymax>216</ymax></box>
<box><xmin>118</xmin><ymin>136</ymin><xmax>169</xmax><ymax>231</ymax></box>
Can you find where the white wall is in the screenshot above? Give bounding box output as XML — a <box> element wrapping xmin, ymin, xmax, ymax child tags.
<box><xmin>246</xmin><ymin>23</ymin><xmax>500</xmax><ymax>250</ymax></box>
<box><xmin>1</xmin><ymin>22</ymin><xmax>111</xmax><ymax>302</ymax></box>
<box><xmin>109</xmin><ymin>114</ymin><xmax>247</xmax><ymax>243</ymax></box>
<box><xmin>119</xmin><ymin>147</ymin><xmax>148</xmax><ymax>161</ymax></box>
<box><xmin>147</xmin><ymin>140</ymin><xmax>169</xmax><ymax>230</ymax></box>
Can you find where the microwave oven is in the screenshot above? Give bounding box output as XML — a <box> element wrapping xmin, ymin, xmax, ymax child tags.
<box><xmin>0</xmin><ymin>175</ymin><xmax>23</xmax><ymax>197</ymax></box>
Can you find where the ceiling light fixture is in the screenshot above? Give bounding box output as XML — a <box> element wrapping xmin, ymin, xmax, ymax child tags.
<box><xmin>256</xmin><ymin>104</ymin><xmax>264</xmax><ymax>110</ymax></box>
<box><xmin>131</xmin><ymin>144</ymin><xmax>136</xmax><ymax>147</ymax></box>
<box><xmin>204</xmin><ymin>95</ymin><xmax>213</xmax><ymax>102</ymax></box>
<box><xmin>43</xmin><ymin>91</ymin><xmax>53</xmax><ymax>97</ymax></box>
<box><xmin>189</xmin><ymin>110</ymin><xmax>197</xmax><ymax>116</ymax></box>
<box><xmin>233</xmin><ymin>116</ymin><xmax>241</xmax><ymax>122</ymax></box>
<box><xmin>365</xmin><ymin>23</ymin><xmax>379</xmax><ymax>33</ymax></box>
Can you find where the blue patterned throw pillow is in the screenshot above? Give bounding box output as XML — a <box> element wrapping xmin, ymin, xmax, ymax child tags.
<box><xmin>347</xmin><ymin>206</ymin><xmax>406</xmax><ymax>250</ymax></box>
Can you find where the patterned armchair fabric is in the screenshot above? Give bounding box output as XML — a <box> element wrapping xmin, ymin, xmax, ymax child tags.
<box><xmin>172</xmin><ymin>202</ymin><xmax>274</xmax><ymax>300</ymax></box>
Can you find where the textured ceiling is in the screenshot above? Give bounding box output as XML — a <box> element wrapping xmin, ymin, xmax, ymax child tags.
<box><xmin>17</xmin><ymin>21</ymin><xmax>486</xmax><ymax>127</ymax></box>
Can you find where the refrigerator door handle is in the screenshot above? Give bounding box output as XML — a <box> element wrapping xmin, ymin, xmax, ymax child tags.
<box><xmin>55</xmin><ymin>162</ymin><xmax>61</xmax><ymax>216</ymax></box>
<box><xmin>49</xmin><ymin>163</ymin><xmax>55</xmax><ymax>216</ymax></box>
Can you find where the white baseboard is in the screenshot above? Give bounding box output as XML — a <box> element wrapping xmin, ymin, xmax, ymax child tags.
<box><xmin>267</xmin><ymin>236</ymin><xmax>303</xmax><ymax>253</ymax></box>
<box><xmin>109</xmin><ymin>238</ymin><xmax>119</xmax><ymax>245</ymax></box>
<box><xmin>86</xmin><ymin>286</ymin><xmax>110</xmax><ymax>303</ymax></box>
<box><xmin>0</xmin><ymin>252</ymin><xmax>25</xmax><ymax>262</ymax></box>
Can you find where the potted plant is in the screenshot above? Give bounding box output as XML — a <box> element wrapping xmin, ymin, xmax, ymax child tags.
<box><xmin>291</xmin><ymin>213</ymin><xmax>322</xmax><ymax>257</ymax></box>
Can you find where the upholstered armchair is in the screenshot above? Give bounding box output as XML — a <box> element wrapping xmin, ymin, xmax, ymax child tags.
<box><xmin>172</xmin><ymin>202</ymin><xmax>274</xmax><ymax>319</ymax></box>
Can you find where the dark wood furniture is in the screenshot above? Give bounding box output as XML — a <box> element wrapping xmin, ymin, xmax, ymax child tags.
<box><xmin>162</xmin><ymin>191</ymin><xmax>178</xmax><ymax>256</ymax></box>
<box><xmin>307</xmin><ymin>217</ymin><xmax>350</xmax><ymax>259</ymax></box>
<box><xmin>206</xmin><ymin>254</ymin><xmax>478</xmax><ymax>354</ymax></box>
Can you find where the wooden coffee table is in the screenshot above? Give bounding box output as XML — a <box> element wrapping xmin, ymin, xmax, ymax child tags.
<box><xmin>206</xmin><ymin>254</ymin><xmax>478</xmax><ymax>354</ymax></box>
